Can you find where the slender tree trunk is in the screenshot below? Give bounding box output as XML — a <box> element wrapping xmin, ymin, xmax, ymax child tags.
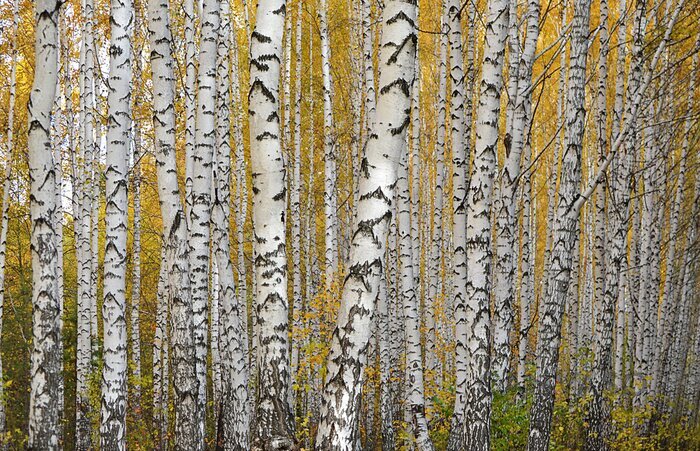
<box><xmin>541</xmin><ymin>0</ymin><xmax>568</xmax><ymax>303</ymax></box>
<box><xmin>290</xmin><ymin>0</ymin><xmax>303</xmax><ymax>413</ymax></box>
<box><xmin>427</xmin><ymin>0</ymin><xmax>448</xmax><ymax>381</ymax></box>
<box><xmin>448</xmin><ymin>0</ymin><xmax>468</xmax><ymax>419</ymax></box>
<box><xmin>28</xmin><ymin>0</ymin><xmax>62</xmax><ymax>446</ymax></box>
<box><xmin>184</xmin><ymin>0</ymin><xmax>197</xmax><ymax>220</ymax></box>
<box><xmin>153</xmin><ymin>258</ymin><xmax>169</xmax><ymax>449</ymax></box>
<box><xmin>191</xmin><ymin>0</ymin><xmax>221</xmax><ymax>443</ymax></box>
<box><xmin>447</xmin><ymin>0</ymin><xmax>476</xmax><ymax>443</ymax></box>
<box><xmin>214</xmin><ymin>2</ymin><xmax>250</xmax><ymax>446</ymax></box>
<box><xmin>320</xmin><ymin>0</ymin><xmax>337</xmax><ymax>290</ymax></box>
<box><xmin>101</xmin><ymin>0</ymin><xmax>134</xmax><ymax>445</ymax></box>
<box><xmin>399</xmin><ymin>142</ymin><xmax>433</xmax><ymax>450</ymax></box>
<box><xmin>527</xmin><ymin>0</ymin><xmax>590</xmax><ymax>446</ymax></box>
<box><xmin>76</xmin><ymin>0</ymin><xmax>97</xmax><ymax>443</ymax></box>
<box><xmin>146</xmin><ymin>0</ymin><xmax>199</xmax><ymax>446</ymax></box>
<box><xmin>249</xmin><ymin>1</ymin><xmax>295</xmax><ymax>448</ymax></box>
<box><xmin>493</xmin><ymin>0</ymin><xmax>541</xmax><ymax>391</ymax></box>
<box><xmin>464</xmin><ymin>0</ymin><xmax>510</xmax><ymax>445</ymax></box>
<box><xmin>376</xmin><ymin>269</ymin><xmax>394</xmax><ymax>451</ymax></box>
<box><xmin>652</xmin><ymin>46</ymin><xmax>698</xmax><ymax>399</ymax></box>
<box><xmin>131</xmin><ymin>124</ymin><xmax>142</xmax><ymax>397</ymax></box>
<box><xmin>0</xmin><ymin>0</ymin><xmax>20</xmax><ymax>444</ymax></box>
<box><xmin>315</xmin><ymin>1</ymin><xmax>417</xmax><ymax>446</ymax></box>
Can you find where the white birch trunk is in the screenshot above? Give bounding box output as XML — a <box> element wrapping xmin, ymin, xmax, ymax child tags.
<box><xmin>190</xmin><ymin>0</ymin><xmax>220</xmax><ymax>442</ymax></box>
<box><xmin>76</xmin><ymin>0</ymin><xmax>97</xmax><ymax>443</ymax></box>
<box><xmin>399</xmin><ymin>144</ymin><xmax>433</xmax><ymax>450</ymax></box>
<box><xmin>153</xmin><ymin>258</ymin><xmax>169</xmax><ymax>448</ymax></box>
<box><xmin>28</xmin><ymin>0</ymin><xmax>62</xmax><ymax>446</ymax></box>
<box><xmin>146</xmin><ymin>0</ymin><xmax>199</xmax><ymax>445</ymax></box>
<box><xmin>493</xmin><ymin>0</ymin><xmax>540</xmax><ymax>390</ymax></box>
<box><xmin>290</xmin><ymin>0</ymin><xmax>303</xmax><ymax>411</ymax></box>
<box><xmin>0</xmin><ymin>0</ymin><xmax>19</xmax><ymax>443</ymax></box>
<box><xmin>214</xmin><ymin>2</ymin><xmax>250</xmax><ymax>445</ymax></box>
<box><xmin>184</xmin><ymin>0</ymin><xmax>197</xmax><ymax>220</ymax></box>
<box><xmin>321</xmin><ymin>0</ymin><xmax>337</xmax><ymax>290</ymax></box>
<box><xmin>464</xmin><ymin>0</ymin><xmax>510</xmax><ymax>445</ymax></box>
<box><xmin>249</xmin><ymin>1</ymin><xmax>295</xmax><ymax>447</ymax></box>
<box><xmin>376</xmin><ymin>269</ymin><xmax>394</xmax><ymax>451</ymax></box>
<box><xmin>447</xmin><ymin>0</ymin><xmax>476</xmax><ymax>443</ymax></box>
<box><xmin>101</xmin><ymin>0</ymin><xmax>133</xmax><ymax>444</ymax></box>
<box><xmin>315</xmin><ymin>1</ymin><xmax>417</xmax><ymax>446</ymax></box>
<box><xmin>130</xmin><ymin>123</ymin><xmax>142</xmax><ymax>397</ymax></box>
<box><xmin>527</xmin><ymin>0</ymin><xmax>590</xmax><ymax>446</ymax></box>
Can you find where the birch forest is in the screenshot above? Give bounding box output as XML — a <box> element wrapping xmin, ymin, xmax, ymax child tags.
<box><xmin>1</xmin><ymin>0</ymin><xmax>700</xmax><ymax>448</ymax></box>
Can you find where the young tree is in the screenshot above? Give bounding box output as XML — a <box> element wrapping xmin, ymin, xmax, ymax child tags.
<box><xmin>399</xmin><ymin>142</ymin><xmax>433</xmax><ymax>450</ymax></box>
<box><xmin>528</xmin><ymin>0</ymin><xmax>591</xmax><ymax>446</ymax></box>
<box><xmin>75</xmin><ymin>0</ymin><xmax>97</xmax><ymax>444</ymax></box>
<box><xmin>0</xmin><ymin>0</ymin><xmax>20</xmax><ymax>445</ymax></box>
<box><xmin>464</xmin><ymin>0</ymin><xmax>510</xmax><ymax>445</ymax></box>
<box><xmin>27</xmin><ymin>0</ymin><xmax>62</xmax><ymax>447</ymax></box>
<box><xmin>320</xmin><ymin>0</ymin><xmax>337</xmax><ymax>289</ymax></box>
<box><xmin>248</xmin><ymin>0</ymin><xmax>295</xmax><ymax>448</ymax></box>
<box><xmin>213</xmin><ymin>0</ymin><xmax>249</xmax><ymax>445</ymax></box>
<box><xmin>146</xmin><ymin>0</ymin><xmax>199</xmax><ymax>445</ymax></box>
<box><xmin>447</xmin><ymin>0</ymin><xmax>476</xmax><ymax>445</ymax></box>
<box><xmin>101</xmin><ymin>0</ymin><xmax>134</xmax><ymax>444</ymax></box>
<box><xmin>315</xmin><ymin>0</ymin><xmax>417</xmax><ymax>447</ymax></box>
<box><xmin>190</xmin><ymin>0</ymin><xmax>220</xmax><ymax>442</ymax></box>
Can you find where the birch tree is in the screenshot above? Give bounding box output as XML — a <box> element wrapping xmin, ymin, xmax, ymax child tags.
<box><xmin>213</xmin><ymin>0</ymin><xmax>249</xmax><ymax>445</ymax></box>
<box><xmin>447</xmin><ymin>0</ymin><xmax>476</xmax><ymax>444</ymax></box>
<box><xmin>464</xmin><ymin>0</ymin><xmax>510</xmax><ymax>445</ymax></box>
<box><xmin>248</xmin><ymin>0</ymin><xmax>295</xmax><ymax>447</ymax></box>
<box><xmin>399</xmin><ymin>141</ymin><xmax>433</xmax><ymax>450</ymax></box>
<box><xmin>321</xmin><ymin>0</ymin><xmax>337</xmax><ymax>289</ymax></box>
<box><xmin>146</xmin><ymin>0</ymin><xmax>199</xmax><ymax>445</ymax></box>
<box><xmin>190</xmin><ymin>0</ymin><xmax>220</xmax><ymax>442</ymax></box>
<box><xmin>290</xmin><ymin>0</ymin><xmax>303</xmax><ymax>411</ymax></box>
<box><xmin>315</xmin><ymin>1</ymin><xmax>417</xmax><ymax>446</ymax></box>
<box><xmin>0</xmin><ymin>0</ymin><xmax>19</xmax><ymax>445</ymax></box>
<box><xmin>101</xmin><ymin>0</ymin><xmax>134</xmax><ymax>444</ymax></box>
<box><xmin>493</xmin><ymin>0</ymin><xmax>541</xmax><ymax>391</ymax></box>
<box><xmin>27</xmin><ymin>0</ymin><xmax>62</xmax><ymax>446</ymax></box>
<box><xmin>75</xmin><ymin>0</ymin><xmax>97</xmax><ymax>443</ymax></box>
<box><xmin>528</xmin><ymin>0</ymin><xmax>591</xmax><ymax>446</ymax></box>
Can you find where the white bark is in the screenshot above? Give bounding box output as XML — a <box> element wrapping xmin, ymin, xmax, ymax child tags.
<box><xmin>315</xmin><ymin>1</ymin><xmax>417</xmax><ymax>446</ymax></box>
<box><xmin>249</xmin><ymin>1</ymin><xmax>295</xmax><ymax>447</ymax></box>
<box><xmin>101</xmin><ymin>0</ymin><xmax>133</xmax><ymax>444</ymax></box>
<box><xmin>427</xmin><ymin>1</ymin><xmax>448</xmax><ymax>381</ymax></box>
<box><xmin>448</xmin><ymin>0</ymin><xmax>468</xmax><ymax>402</ymax></box>
<box><xmin>290</xmin><ymin>0</ymin><xmax>303</xmax><ymax>410</ymax></box>
<box><xmin>184</xmin><ymin>0</ymin><xmax>197</xmax><ymax>220</ymax></box>
<box><xmin>493</xmin><ymin>0</ymin><xmax>541</xmax><ymax>390</ymax></box>
<box><xmin>75</xmin><ymin>0</ymin><xmax>97</xmax><ymax>443</ymax></box>
<box><xmin>28</xmin><ymin>0</ymin><xmax>62</xmax><ymax>446</ymax></box>
<box><xmin>190</xmin><ymin>0</ymin><xmax>220</xmax><ymax>442</ymax></box>
<box><xmin>376</xmin><ymin>268</ymin><xmax>394</xmax><ymax>451</ymax></box>
<box><xmin>464</xmin><ymin>0</ymin><xmax>510</xmax><ymax>444</ymax></box>
<box><xmin>130</xmin><ymin>124</ymin><xmax>142</xmax><ymax>396</ymax></box>
<box><xmin>153</xmin><ymin>258</ymin><xmax>169</xmax><ymax>448</ymax></box>
<box><xmin>399</xmin><ymin>145</ymin><xmax>433</xmax><ymax>450</ymax></box>
<box><xmin>146</xmin><ymin>0</ymin><xmax>199</xmax><ymax>445</ymax></box>
<box><xmin>214</xmin><ymin>2</ymin><xmax>250</xmax><ymax>445</ymax></box>
<box><xmin>0</xmin><ymin>0</ymin><xmax>19</xmax><ymax>443</ymax></box>
<box><xmin>528</xmin><ymin>0</ymin><xmax>590</xmax><ymax>446</ymax></box>
<box><xmin>447</xmin><ymin>0</ymin><xmax>476</xmax><ymax>444</ymax></box>
<box><xmin>321</xmin><ymin>0</ymin><xmax>337</xmax><ymax>290</ymax></box>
